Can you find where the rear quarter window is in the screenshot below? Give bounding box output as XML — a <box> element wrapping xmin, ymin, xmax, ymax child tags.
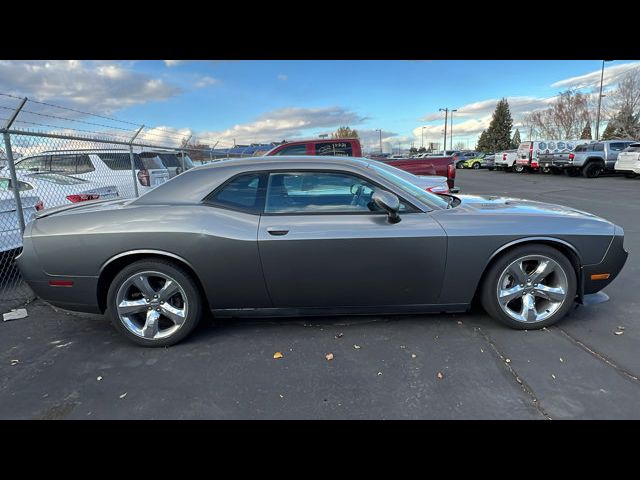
<box><xmin>204</xmin><ymin>173</ymin><xmax>265</xmax><ymax>214</ymax></box>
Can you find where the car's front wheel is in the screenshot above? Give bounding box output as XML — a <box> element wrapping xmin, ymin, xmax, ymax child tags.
<box><xmin>480</xmin><ymin>244</ymin><xmax>577</xmax><ymax>330</ymax></box>
<box><xmin>107</xmin><ymin>259</ymin><xmax>203</xmax><ymax>347</ymax></box>
<box><xmin>472</xmin><ymin>162</ymin><xmax>481</xmax><ymax>169</ymax></box>
<box><xmin>513</xmin><ymin>164</ymin><xmax>525</xmax><ymax>173</ymax></box>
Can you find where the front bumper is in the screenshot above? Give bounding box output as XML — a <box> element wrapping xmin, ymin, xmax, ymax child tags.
<box><xmin>580</xmin><ymin>226</ymin><xmax>628</xmax><ymax>297</ymax></box>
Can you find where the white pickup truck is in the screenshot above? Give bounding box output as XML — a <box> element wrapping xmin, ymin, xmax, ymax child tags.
<box><xmin>493</xmin><ymin>150</ymin><xmax>519</xmax><ymax>172</ymax></box>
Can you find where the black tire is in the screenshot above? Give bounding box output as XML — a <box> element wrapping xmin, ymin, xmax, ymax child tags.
<box><xmin>624</xmin><ymin>172</ymin><xmax>638</xmax><ymax>179</ymax></box>
<box><xmin>582</xmin><ymin>161</ymin><xmax>603</xmax><ymax>178</ymax></box>
<box><xmin>107</xmin><ymin>259</ymin><xmax>203</xmax><ymax>347</ymax></box>
<box><xmin>456</xmin><ymin>162</ymin><xmax>464</xmax><ymax>169</ymax></box>
<box><xmin>541</xmin><ymin>166</ymin><xmax>551</xmax><ymax>174</ymax></box>
<box><xmin>480</xmin><ymin>244</ymin><xmax>577</xmax><ymax>330</ymax></box>
<box><xmin>472</xmin><ymin>162</ymin><xmax>481</xmax><ymax>169</ymax></box>
<box><xmin>513</xmin><ymin>164</ymin><xmax>525</xmax><ymax>173</ymax></box>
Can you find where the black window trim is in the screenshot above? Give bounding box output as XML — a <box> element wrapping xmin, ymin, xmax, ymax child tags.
<box><xmin>201</xmin><ymin>168</ymin><xmax>427</xmax><ymax>216</ymax></box>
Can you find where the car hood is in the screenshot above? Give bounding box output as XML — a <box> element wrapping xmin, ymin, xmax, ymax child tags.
<box><xmin>455</xmin><ymin>194</ymin><xmax>609</xmax><ymax>222</ymax></box>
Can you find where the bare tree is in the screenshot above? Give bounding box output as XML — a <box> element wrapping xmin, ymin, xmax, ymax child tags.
<box><xmin>602</xmin><ymin>70</ymin><xmax>640</xmax><ymax>139</ymax></box>
<box><xmin>454</xmin><ymin>141</ymin><xmax>466</xmax><ymax>150</ymax></box>
<box><xmin>524</xmin><ymin>90</ymin><xmax>590</xmax><ymax>139</ymax></box>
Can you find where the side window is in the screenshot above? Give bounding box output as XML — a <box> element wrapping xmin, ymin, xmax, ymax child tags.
<box><xmin>204</xmin><ymin>173</ymin><xmax>264</xmax><ymax>214</ymax></box>
<box><xmin>16</xmin><ymin>155</ymin><xmax>47</xmax><ymax>172</ymax></box>
<box><xmin>99</xmin><ymin>153</ymin><xmax>142</xmax><ymax>170</ymax></box>
<box><xmin>593</xmin><ymin>143</ymin><xmax>604</xmax><ymax>152</ymax></box>
<box><xmin>271</xmin><ymin>144</ymin><xmax>308</xmax><ymax>156</ymax></box>
<box><xmin>314</xmin><ymin>142</ymin><xmax>353</xmax><ymax>157</ymax></box>
<box><xmin>76</xmin><ymin>155</ymin><xmax>95</xmax><ymax>174</ymax></box>
<box><xmin>609</xmin><ymin>142</ymin><xmax>629</xmax><ymax>152</ymax></box>
<box><xmin>265</xmin><ymin>171</ymin><xmax>383</xmax><ymax>214</ymax></box>
<box><xmin>50</xmin><ymin>154</ymin><xmax>77</xmax><ymax>174</ymax></box>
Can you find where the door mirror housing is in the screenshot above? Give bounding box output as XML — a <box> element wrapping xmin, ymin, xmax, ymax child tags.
<box><xmin>372</xmin><ymin>189</ymin><xmax>401</xmax><ymax>224</ymax></box>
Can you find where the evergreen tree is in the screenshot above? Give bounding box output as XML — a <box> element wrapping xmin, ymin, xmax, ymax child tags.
<box><xmin>510</xmin><ymin>128</ymin><xmax>521</xmax><ymax>149</ymax></box>
<box><xmin>418</xmin><ymin>146</ymin><xmax>426</xmax><ymax>153</ymax></box>
<box><xmin>601</xmin><ymin>122</ymin><xmax>616</xmax><ymax>140</ymax></box>
<box><xmin>485</xmin><ymin>98</ymin><xmax>513</xmax><ymax>152</ymax></box>
<box><xmin>476</xmin><ymin>129</ymin><xmax>490</xmax><ymax>152</ymax></box>
<box><xmin>580</xmin><ymin>122</ymin><xmax>592</xmax><ymax>140</ymax></box>
<box><xmin>409</xmin><ymin>147</ymin><xmax>418</xmax><ymax>154</ymax></box>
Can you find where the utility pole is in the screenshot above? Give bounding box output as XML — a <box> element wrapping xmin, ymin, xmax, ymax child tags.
<box><xmin>595</xmin><ymin>60</ymin><xmax>613</xmax><ymax>140</ymax></box>
<box><xmin>450</xmin><ymin>109</ymin><xmax>458</xmax><ymax>149</ymax></box>
<box><xmin>439</xmin><ymin>108</ymin><xmax>449</xmax><ymax>154</ymax></box>
<box><xmin>421</xmin><ymin>126</ymin><xmax>426</xmax><ymax>148</ymax></box>
<box><xmin>376</xmin><ymin>128</ymin><xmax>382</xmax><ymax>154</ymax></box>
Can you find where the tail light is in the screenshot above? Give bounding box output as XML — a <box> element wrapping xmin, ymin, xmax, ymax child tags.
<box><xmin>503</xmin><ymin>154</ymin><xmax>507</xmax><ymax>161</ymax></box>
<box><xmin>427</xmin><ymin>185</ymin><xmax>449</xmax><ymax>194</ymax></box>
<box><xmin>569</xmin><ymin>153</ymin><xmax>575</xmax><ymax>161</ymax></box>
<box><xmin>447</xmin><ymin>163</ymin><xmax>455</xmax><ymax>179</ymax></box>
<box><xmin>66</xmin><ymin>194</ymin><xmax>100</xmax><ymax>203</ymax></box>
<box><xmin>137</xmin><ymin>169</ymin><xmax>150</xmax><ymax>186</ymax></box>
<box><xmin>35</xmin><ymin>201</ymin><xmax>44</xmax><ymax>211</ymax></box>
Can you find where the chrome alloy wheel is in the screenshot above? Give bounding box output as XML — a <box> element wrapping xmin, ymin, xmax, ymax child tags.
<box><xmin>496</xmin><ymin>255</ymin><xmax>568</xmax><ymax>324</ymax></box>
<box><xmin>115</xmin><ymin>271</ymin><xmax>188</xmax><ymax>340</ymax></box>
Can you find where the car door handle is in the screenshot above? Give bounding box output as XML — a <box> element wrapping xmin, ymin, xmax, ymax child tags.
<box><xmin>267</xmin><ymin>227</ymin><xmax>289</xmax><ymax>236</ymax></box>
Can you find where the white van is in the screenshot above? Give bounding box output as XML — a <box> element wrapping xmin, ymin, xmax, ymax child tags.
<box><xmin>515</xmin><ymin>140</ymin><xmax>591</xmax><ymax>171</ymax></box>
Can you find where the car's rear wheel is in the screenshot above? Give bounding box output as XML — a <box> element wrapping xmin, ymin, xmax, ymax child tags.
<box><xmin>582</xmin><ymin>162</ymin><xmax>603</xmax><ymax>178</ymax></box>
<box><xmin>107</xmin><ymin>259</ymin><xmax>203</xmax><ymax>347</ymax></box>
<box><xmin>480</xmin><ymin>244</ymin><xmax>577</xmax><ymax>330</ymax></box>
<box><xmin>624</xmin><ymin>172</ymin><xmax>637</xmax><ymax>178</ymax></box>
<box><xmin>513</xmin><ymin>164</ymin><xmax>525</xmax><ymax>173</ymax></box>
<box><xmin>472</xmin><ymin>162</ymin><xmax>481</xmax><ymax>169</ymax></box>
<box><xmin>456</xmin><ymin>162</ymin><xmax>464</xmax><ymax>169</ymax></box>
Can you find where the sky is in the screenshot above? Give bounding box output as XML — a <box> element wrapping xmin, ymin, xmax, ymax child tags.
<box><xmin>0</xmin><ymin>60</ymin><xmax>638</xmax><ymax>153</ymax></box>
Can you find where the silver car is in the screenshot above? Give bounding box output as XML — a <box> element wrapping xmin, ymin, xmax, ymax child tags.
<box><xmin>17</xmin><ymin>156</ymin><xmax>627</xmax><ymax>346</ymax></box>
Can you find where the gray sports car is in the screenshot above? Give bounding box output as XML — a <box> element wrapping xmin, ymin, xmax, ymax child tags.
<box><xmin>17</xmin><ymin>156</ymin><xmax>627</xmax><ymax>346</ymax></box>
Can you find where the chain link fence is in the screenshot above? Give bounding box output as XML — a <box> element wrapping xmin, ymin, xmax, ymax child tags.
<box><xmin>0</xmin><ymin>93</ymin><xmax>248</xmax><ymax>312</ymax></box>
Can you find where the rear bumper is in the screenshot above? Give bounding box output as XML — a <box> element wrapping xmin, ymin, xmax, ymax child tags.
<box><xmin>614</xmin><ymin>160</ymin><xmax>640</xmax><ymax>174</ymax></box>
<box><xmin>539</xmin><ymin>160</ymin><xmax>571</xmax><ymax>168</ymax></box>
<box><xmin>580</xmin><ymin>226</ymin><xmax>628</xmax><ymax>297</ymax></box>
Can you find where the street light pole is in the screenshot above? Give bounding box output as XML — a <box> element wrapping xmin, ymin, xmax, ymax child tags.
<box><xmin>421</xmin><ymin>126</ymin><xmax>426</xmax><ymax>149</ymax></box>
<box><xmin>450</xmin><ymin>109</ymin><xmax>458</xmax><ymax>150</ymax></box>
<box><xmin>595</xmin><ymin>60</ymin><xmax>613</xmax><ymax>141</ymax></box>
<box><xmin>376</xmin><ymin>128</ymin><xmax>382</xmax><ymax>154</ymax></box>
<box><xmin>439</xmin><ymin>108</ymin><xmax>449</xmax><ymax>154</ymax></box>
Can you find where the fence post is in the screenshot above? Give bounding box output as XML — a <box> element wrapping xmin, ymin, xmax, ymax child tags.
<box><xmin>129</xmin><ymin>125</ymin><xmax>144</xmax><ymax>197</ymax></box>
<box><xmin>2</xmin><ymin>97</ymin><xmax>28</xmax><ymax>233</ymax></box>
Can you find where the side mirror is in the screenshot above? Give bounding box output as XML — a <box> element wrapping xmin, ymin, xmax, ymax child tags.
<box><xmin>372</xmin><ymin>189</ymin><xmax>401</xmax><ymax>224</ymax></box>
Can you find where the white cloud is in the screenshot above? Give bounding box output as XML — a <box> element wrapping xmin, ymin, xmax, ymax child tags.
<box><xmin>551</xmin><ymin>62</ymin><xmax>640</xmax><ymax>90</ymax></box>
<box><xmin>164</xmin><ymin>60</ymin><xmax>185</xmax><ymax>67</ymax></box>
<box><xmin>0</xmin><ymin>60</ymin><xmax>181</xmax><ymax>115</ymax></box>
<box><xmin>194</xmin><ymin>76</ymin><xmax>218</xmax><ymax>88</ymax></box>
<box><xmin>197</xmin><ymin>106</ymin><xmax>367</xmax><ymax>145</ymax></box>
<box><xmin>277</xmin><ymin>74</ymin><xmax>288</xmax><ymax>81</ymax></box>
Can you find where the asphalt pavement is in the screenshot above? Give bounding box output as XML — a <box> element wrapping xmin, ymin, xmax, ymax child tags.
<box><xmin>1</xmin><ymin>169</ymin><xmax>638</xmax><ymax>419</ymax></box>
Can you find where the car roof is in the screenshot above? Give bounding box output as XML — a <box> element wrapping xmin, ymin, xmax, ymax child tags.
<box><xmin>133</xmin><ymin>156</ymin><xmax>378</xmax><ymax>206</ymax></box>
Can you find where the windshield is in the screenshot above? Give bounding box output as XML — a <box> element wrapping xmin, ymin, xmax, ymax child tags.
<box><xmin>367</xmin><ymin>162</ymin><xmax>451</xmax><ymax>210</ymax></box>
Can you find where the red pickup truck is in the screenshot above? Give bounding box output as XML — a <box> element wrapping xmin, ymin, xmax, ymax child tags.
<box><xmin>265</xmin><ymin>138</ymin><xmax>456</xmax><ymax>188</ymax></box>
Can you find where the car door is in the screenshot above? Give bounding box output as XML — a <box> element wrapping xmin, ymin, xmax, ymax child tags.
<box><xmin>257</xmin><ymin>169</ymin><xmax>447</xmax><ymax>308</ymax></box>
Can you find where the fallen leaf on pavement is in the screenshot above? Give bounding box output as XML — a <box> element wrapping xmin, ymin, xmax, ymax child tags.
<box><xmin>457</xmin><ymin>320</ymin><xmax>463</xmax><ymax>325</ymax></box>
<box><xmin>353</xmin><ymin>344</ymin><xmax>361</xmax><ymax>349</ymax></box>
<box><xmin>551</xmin><ymin>374</ymin><xmax>556</xmax><ymax>379</ymax></box>
<box><xmin>505</xmin><ymin>358</ymin><xmax>511</xmax><ymax>364</ymax></box>
<box><xmin>10</xmin><ymin>359</ymin><xmax>19</xmax><ymax>366</ymax></box>
<box><xmin>119</xmin><ymin>392</ymin><xmax>127</xmax><ymax>399</ymax></box>
<box><xmin>559</xmin><ymin>357</ymin><xmax>564</xmax><ymax>363</ymax></box>
<box><xmin>335</xmin><ymin>332</ymin><xmax>344</xmax><ymax>339</ymax></box>
<box><xmin>436</xmin><ymin>372</ymin><xmax>444</xmax><ymax>380</ymax></box>
<box><xmin>377</xmin><ymin>371</ymin><xmax>382</xmax><ymax>376</ymax></box>
<box><xmin>273</xmin><ymin>351</ymin><xmax>284</xmax><ymax>359</ymax></box>
<box><xmin>325</xmin><ymin>353</ymin><xmax>334</xmax><ymax>361</ymax></box>
<box><xmin>411</xmin><ymin>353</ymin><xmax>417</xmax><ymax>359</ymax></box>
<box><xmin>614</xmin><ymin>331</ymin><xmax>624</xmax><ymax>336</ymax></box>
<box><xmin>97</xmin><ymin>376</ymin><xmax>103</xmax><ymax>381</ymax></box>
